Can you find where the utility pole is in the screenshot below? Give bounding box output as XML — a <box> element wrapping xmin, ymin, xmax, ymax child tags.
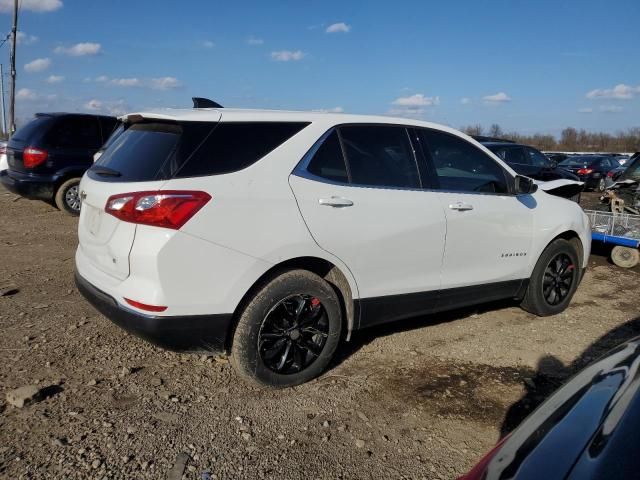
<box><xmin>8</xmin><ymin>0</ymin><xmax>18</xmax><ymax>136</ymax></box>
<box><xmin>0</xmin><ymin>64</ymin><xmax>6</xmax><ymax>137</ymax></box>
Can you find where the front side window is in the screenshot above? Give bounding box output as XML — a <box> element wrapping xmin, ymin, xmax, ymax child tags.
<box><xmin>525</xmin><ymin>147</ymin><xmax>552</xmax><ymax>168</ymax></box>
<box><xmin>339</xmin><ymin>126</ymin><xmax>420</xmax><ymax>188</ymax></box>
<box><xmin>492</xmin><ymin>146</ymin><xmax>528</xmax><ymax>165</ymax></box>
<box><xmin>420</xmin><ymin>129</ymin><xmax>509</xmax><ymax>194</ymax></box>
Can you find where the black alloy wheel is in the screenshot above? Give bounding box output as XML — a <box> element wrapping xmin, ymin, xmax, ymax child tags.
<box><xmin>258</xmin><ymin>294</ymin><xmax>329</xmax><ymax>374</ymax></box>
<box><xmin>543</xmin><ymin>253</ymin><xmax>575</xmax><ymax>306</ymax></box>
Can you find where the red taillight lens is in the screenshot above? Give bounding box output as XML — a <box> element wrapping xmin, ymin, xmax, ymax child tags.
<box><xmin>23</xmin><ymin>147</ymin><xmax>48</xmax><ymax>168</ymax></box>
<box><xmin>105</xmin><ymin>190</ymin><xmax>211</xmax><ymax>230</ymax></box>
<box><xmin>576</xmin><ymin>168</ymin><xmax>593</xmax><ymax>175</ymax></box>
<box><xmin>607</xmin><ymin>171</ymin><xmax>615</xmax><ymax>177</ymax></box>
<box><xmin>124</xmin><ymin>298</ymin><xmax>167</xmax><ymax>312</ymax></box>
<box><xmin>0</xmin><ymin>145</ymin><xmax>6</xmax><ymax>155</ymax></box>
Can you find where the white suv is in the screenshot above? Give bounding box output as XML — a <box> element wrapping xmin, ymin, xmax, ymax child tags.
<box><xmin>75</xmin><ymin>108</ymin><xmax>591</xmax><ymax>387</ymax></box>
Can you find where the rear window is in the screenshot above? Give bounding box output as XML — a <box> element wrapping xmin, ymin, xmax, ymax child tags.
<box><xmin>10</xmin><ymin>116</ymin><xmax>55</xmax><ymax>144</ymax></box>
<box><xmin>89</xmin><ymin>121</ymin><xmax>309</xmax><ymax>182</ymax></box>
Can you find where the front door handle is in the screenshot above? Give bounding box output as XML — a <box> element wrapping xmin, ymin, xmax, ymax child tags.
<box><xmin>449</xmin><ymin>202</ymin><xmax>473</xmax><ymax>211</ymax></box>
<box><xmin>319</xmin><ymin>196</ymin><xmax>354</xmax><ymax>208</ymax></box>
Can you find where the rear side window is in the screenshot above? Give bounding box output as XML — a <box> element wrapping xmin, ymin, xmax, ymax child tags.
<box><xmin>90</xmin><ymin>121</ymin><xmax>308</xmax><ymax>182</ymax></box>
<box><xmin>420</xmin><ymin>129</ymin><xmax>509</xmax><ymax>194</ymax></box>
<box><xmin>45</xmin><ymin>116</ymin><xmax>102</xmax><ymax>149</ymax></box>
<box><xmin>493</xmin><ymin>146</ymin><xmax>527</xmax><ymax>165</ymax></box>
<box><xmin>306</xmin><ymin>131</ymin><xmax>349</xmax><ymax>183</ymax></box>
<box><xmin>339</xmin><ymin>126</ymin><xmax>420</xmax><ymax>188</ymax></box>
<box><xmin>98</xmin><ymin>117</ymin><xmax>118</xmax><ymax>143</ymax></box>
<box><xmin>176</xmin><ymin>122</ymin><xmax>308</xmax><ymax>178</ymax></box>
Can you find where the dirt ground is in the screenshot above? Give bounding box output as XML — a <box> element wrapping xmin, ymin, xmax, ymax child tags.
<box><xmin>1</xmin><ymin>190</ymin><xmax>639</xmax><ymax>480</ymax></box>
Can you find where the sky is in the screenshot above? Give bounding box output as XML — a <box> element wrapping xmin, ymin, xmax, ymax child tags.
<box><xmin>1</xmin><ymin>0</ymin><xmax>639</xmax><ymax>135</ymax></box>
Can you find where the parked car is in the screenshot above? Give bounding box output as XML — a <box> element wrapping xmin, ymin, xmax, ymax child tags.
<box><xmin>0</xmin><ymin>113</ymin><xmax>117</xmax><ymax>215</ymax></box>
<box><xmin>93</xmin><ymin>121</ymin><xmax>124</xmax><ymax>163</ymax></box>
<box><xmin>475</xmin><ymin>139</ymin><xmax>583</xmax><ymax>201</ymax></box>
<box><xmin>544</xmin><ymin>152</ymin><xmax>571</xmax><ymax>164</ymax></box>
<box><xmin>459</xmin><ymin>337</ymin><xmax>640</xmax><ymax>480</ymax></box>
<box><xmin>75</xmin><ymin>109</ymin><xmax>591</xmax><ymax>387</ymax></box>
<box><xmin>0</xmin><ymin>140</ymin><xmax>7</xmax><ymax>172</ymax></box>
<box><xmin>605</xmin><ymin>164</ymin><xmax>628</xmax><ymax>188</ymax></box>
<box><xmin>558</xmin><ymin>155</ymin><xmax>621</xmax><ymax>192</ymax></box>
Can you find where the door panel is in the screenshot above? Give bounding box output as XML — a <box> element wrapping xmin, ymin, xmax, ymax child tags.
<box><xmin>436</xmin><ymin>191</ymin><xmax>533</xmax><ymax>288</ymax></box>
<box><xmin>289</xmin><ymin>175</ymin><xmax>446</xmax><ymax>300</ymax></box>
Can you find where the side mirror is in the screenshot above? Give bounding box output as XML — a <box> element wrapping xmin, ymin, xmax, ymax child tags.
<box><xmin>515</xmin><ymin>175</ymin><xmax>538</xmax><ymax>195</ymax></box>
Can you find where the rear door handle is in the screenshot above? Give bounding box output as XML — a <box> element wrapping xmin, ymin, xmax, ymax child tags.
<box><xmin>319</xmin><ymin>196</ymin><xmax>354</xmax><ymax>208</ymax></box>
<box><xmin>449</xmin><ymin>202</ymin><xmax>473</xmax><ymax>211</ymax></box>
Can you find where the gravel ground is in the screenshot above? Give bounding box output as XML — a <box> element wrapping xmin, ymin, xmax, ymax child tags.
<box><xmin>1</xmin><ymin>190</ymin><xmax>639</xmax><ymax>480</ymax></box>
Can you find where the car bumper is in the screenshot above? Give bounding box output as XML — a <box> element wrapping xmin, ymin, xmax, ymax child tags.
<box><xmin>0</xmin><ymin>169</ymin><xmax>56</xmax><ymax>201</ymax></box>
<box><xmin>74</xmin><ymin>271</ymin><xmax>233</xmax><ymax>354</ymax></box>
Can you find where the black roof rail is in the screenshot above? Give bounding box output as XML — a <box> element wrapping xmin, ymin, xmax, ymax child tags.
<box><xmin>471</xmin><ymin>135</ymin><xmax>516</xmax><ymax>143</ymax></box>
<box><xmin>192</xmin><ymin>97</ymin><xmax>223</xmax><ymax>109</ymax></box>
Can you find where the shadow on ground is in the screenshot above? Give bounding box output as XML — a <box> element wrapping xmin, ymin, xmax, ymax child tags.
<box><xmin>500</xmin><ymin>315</ymin><xmax>640</xmax><ymax>437</ymax></box>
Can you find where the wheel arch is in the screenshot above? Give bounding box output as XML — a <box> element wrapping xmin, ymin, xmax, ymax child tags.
<box><xmin>226</xmin><ymin>256</ymin><xmax>357</xmax><ymax>351</ymax></box>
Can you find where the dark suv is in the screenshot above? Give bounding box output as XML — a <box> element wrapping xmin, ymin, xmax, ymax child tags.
<box><xmin>475</xmin><ymin>137</ymin><xmax>580</xmax><ymax>183</ymax></box>
<box><xmin>0</xmin><ymin>113</ymin><xmax>117</xmax><ymax>215</ymax></box>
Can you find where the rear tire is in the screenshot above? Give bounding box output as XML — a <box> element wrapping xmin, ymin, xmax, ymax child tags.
<box><xmin>597</xmin><ymin>177</ymin><xmax>606</xmax><ymax>192</ymax></box>
<box><xmin>521</xmin><ymin>239</ymin><xmax>580</xmax><ymax>316</ymax></box>
<box><xmin>230</xmin><ymin>269</ymin><xmax>343</xmax><ymax>388</ymax></box>
<box><xmin>54</xmin><ymin>178</ymin><xmax>82</xmax><ymax>216</ymax></box>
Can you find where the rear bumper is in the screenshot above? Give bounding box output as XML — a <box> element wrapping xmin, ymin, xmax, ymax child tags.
<box><xmin>75</xmin><ymin>271</ymin><xmax>233</xmax><ymax>353</ymax></box>
<box><xmin>0</xmin><ymin>169</ymin><xmax>56</xmax><ymax>200</ymax></box>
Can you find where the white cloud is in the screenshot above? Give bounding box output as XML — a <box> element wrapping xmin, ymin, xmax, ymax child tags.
<box><xmin>24</xmin><ymin>57</ymin><xmax>51</xmax><ymax>73</ymax></box>
<box><xmin>482</xmin><ymin>92</ymin><xmax>512</xmax><ymax>103</ymax></box>
<box><xmin>54</xmin><ymin>42</ymin><xmax>102</xmax><ymax>56</ymax></box>
<box><xmin>16</xmin><ymin>32</ymin><xmax>38</xmax><ymax>45</ymax></box>
<box><xmin>600</xmin><ymin>105</ymin><xmax>624</xmax><ymax>113</ymax></box>
<box><xmin>313</xmin><ymin>106</ymin><xmax>344</xmax><ymax>113</ymax></box>
<box><xmin>460</xmin><ymin>97</ymin><xmax>471</xmax><ymax>105</ymax></box>
<box><xmin>151</xmin><ymin>77</ymin><xmax>181</xmax><ymax>90</ymax></box>
<box><xmin>84</xmin><ymin>99</ymin><xmax>129</xmax><ymax>116</ymax></box>
<box><xmin>247</xmin><ymin>36</ymin><xmax>264</xmax><ymax>45</ymax></box>
<box><xmin>94</xmin><ymin>75</ymin><xmax>109</xmax><ymax>83</ymax></box>
<box><xmin>326</xmin><ymin>22</ymin><xmax>351</xmax><ymax>33</ymax></box>
<box><xmin>110</xmin><ymin>77</ymin><xmax>141</xmax><ymax>87</ymax></box>
<box><xmin>16</xmin><ymin>88</ymin><xmax>37</xmax><ymax>100</ymax></box>
<box><xmin>389</xmin><ymin>93</ymin><xmax>439</xmax><ymax>118</ymax></box>
<box><xmin>203</xmin><ymin>40</ymin><xmax>215</xmax><ymax>48</ymax></box>
<box><xmin>586</xmin><ymin>83</ymin><xmax>640</xmax><ymax>100</ymax></box>
<box><xmin>46</xmin><ymin>74</ymin><xmax>64</xmax><ymax>83</ymax></box>
<box><xmin>271</xmin><ymin>50</ymin><xmax>305</xmax><ymax>61</ymax></box>
<box><xmin>0</xmin><ymin>0</ymin><xmax>62</xmax><ymax>12</ymax></box>
<box><xmin>578</xmin><ymin>107</ymin><xmax>593</xmax><ymax>113</ymax></box>
<box><xmin>392</xmin><ymin>94</ymin><xmax>440</xmax><ymax>107</ymax></box>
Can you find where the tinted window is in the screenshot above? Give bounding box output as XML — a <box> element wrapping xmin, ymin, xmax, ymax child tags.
<box><xmin>100</xmin><ymin>123</ymin><xmax>124</xmax><ymax>151</ymax></box>
<box><xmin>10</xmin><ymin>116</ymin><xmax>55</xmax><ymax>144</ymax></box>
<box><xmin>492</xmin><ymin>146</ymin><xmax>528</xmax><ymax>165</ymax></box>
<box><xmin>91</xmin><ymin>121</ymin><xmax>308</xmax><ymax>182</ymax></box>
<box><xmin>339</xmin><ymin>126</ymin><xmax>420</xmax><ymax>188</ymax></box>
<box><xmin>559</xmin><ymin>156</ymin><xmax>601</xmax><ymax>167</ymax></box>
<box><xmin>306</xmin><ymin>131</ymin><xmax>348</xmax><ymax>183</ymax></box>
<box><xmin>525</xmin><ymin>147</ymin><xmax>552</xmax><ymax>168</ymax></box>
<box><xmin>177</xmin><ymin>122</ymin><xmax>308</xmax><ymax>178</ymax></box>
<box><xmin>420</xmin><ymin>129</ymin><xmax>509</xmax><ymax>194</ymax></box>
<box><xmin>98</xmin><ymin>117</ymin><xmax>118</xmax><ymax>142</ymax></box>
<box><xmin>45</xmin><ymin>116</ymin><xmax>102</xmax><ymax>149</ymax></box>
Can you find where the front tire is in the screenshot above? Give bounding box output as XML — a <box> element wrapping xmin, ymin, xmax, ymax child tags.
<box><xmin>230</xmin><ymin>269</ymin><xmax>343</xmax><ymax>388</ymax></box>
<box><xmin>54</xmin><ymin>178</ymin><xmax>82</xmax><ymax>216</ymax></box>
<box><xmin>521</xmin><ymin>239</ymin><xmax>580</xmax><ymax>316</ymax></box>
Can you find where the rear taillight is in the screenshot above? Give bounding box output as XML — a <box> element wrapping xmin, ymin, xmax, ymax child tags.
<box><xmin>576</xmin><ymin>168</ymin><xmax>593</xmax><ymax>175</ymax></box>
<box><xmin>0</xmin><ymin>145</ymin><xmax>6</xmax><ymax>155</ymax></box>
<box><xmin>23</xmin><ymin>147</ymin><xmax>48</xmax><ymax>168</ymax></box>
<box><xmin>607</xmin><ymin>171</ymin><xmax>614</xmax><ymax>177</ymax></box>
<box><xmin>105</xmin><ymin>190</ymin><xmax>211</xmax><ymax>230</ymax></box>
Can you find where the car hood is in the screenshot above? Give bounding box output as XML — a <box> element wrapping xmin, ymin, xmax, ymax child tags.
<box><xmin>483</xmin><ymin>338</ymin><xmax>640</xmax><ymax>479</ymax></box>
<box><xmin>535</xmin><ymin>178</ymin><xmax>584</xmax><ymax>199</ymax></box>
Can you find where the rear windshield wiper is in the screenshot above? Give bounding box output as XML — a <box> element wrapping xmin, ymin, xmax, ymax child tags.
<box><xmin>90</xmin><ymin>166</ymin><xmax>122</xmax><ymax>177</ymax></box>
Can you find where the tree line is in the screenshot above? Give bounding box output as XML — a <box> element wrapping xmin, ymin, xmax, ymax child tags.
<box><xmin>460</xmin><ymin>124</ymin><xmax>640</xmax><ymax>153</ymax></box>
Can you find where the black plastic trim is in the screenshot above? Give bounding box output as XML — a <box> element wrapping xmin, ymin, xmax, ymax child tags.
<box><xmin>356</xmin><ymin>279</ymin><xmax>526</xmax><ymax>329</ymax></box>
<box><xmin>75</xmin><ymin>271</ymin><xmax>233</xmax><ymax>353</ymax></box>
